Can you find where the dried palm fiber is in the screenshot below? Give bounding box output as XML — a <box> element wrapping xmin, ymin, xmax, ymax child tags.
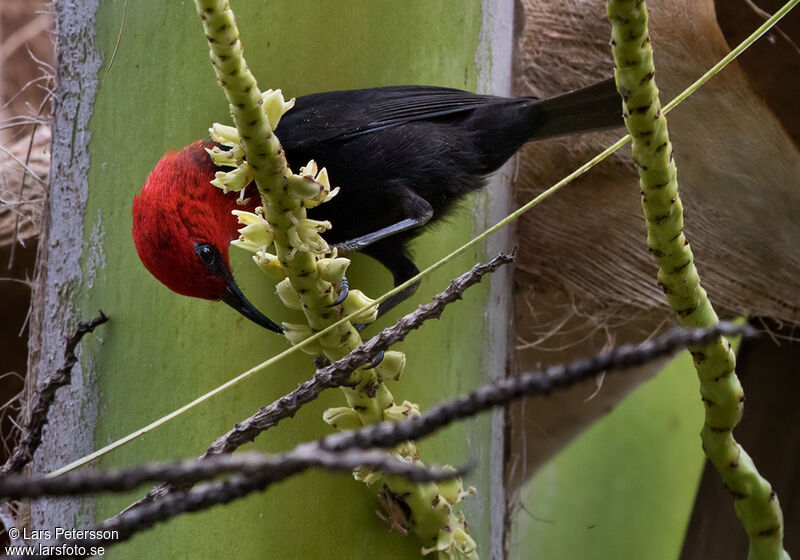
<box><xmin>0</xmin><ymin>126</ymin><xmax>49</xmax><ymax>249</ymax></box>
<box><xmin>508</xmin><ymin>0</ymin><xmax>800</xmax><ymax>488</ymax></box>
<box><xmin>1</xmin><ymin>0</ymin><xmax>53</xmax><ymax>251</ymax></box>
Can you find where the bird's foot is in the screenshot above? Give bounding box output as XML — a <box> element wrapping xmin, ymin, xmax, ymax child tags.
<box><xmin>314</xmin><ymin>354</ymin><xmax>331</xmax><ymax>369</ymax></box>
<box><xmin>363</xmin><ymin>350</ymin><xmax>384</xmax><ymax>369</ymax></box>
<box><xmin>313</xmin><ymin>349</ymin><xmax>383</xmax><ymax>369</ymax></box>
<box><xmin>327</xmin><ymin>276</ymin><xmax>349</xmax><ymax>307</ymax></box>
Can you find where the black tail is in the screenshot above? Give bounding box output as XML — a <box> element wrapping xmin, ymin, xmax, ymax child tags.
<box><xmin>468</xmin><ymin>78</ymin><xmax>623</xmax><ymax>172</ymax></box>
<box><xmin>527</xmin><ymin>78</ymin><xmax>623</xmax><ymax>141</ymax></box>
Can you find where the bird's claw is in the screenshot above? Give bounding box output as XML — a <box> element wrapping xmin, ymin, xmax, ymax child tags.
<box><xmin>328</xmin><ymin>276</ymin><xmax>349</xmax><ymax>307</ymax></box>
<box><xmin>314</xmin><ymin>354</ymin><xmax>331</xmax><ymax>369</ymax></box>
<box><xmin>363</xmin><ymin>350</ymin><xmax>385</xmax><ymax>369</ymax></box>
<box><xmin>314</xmin><ymin>349</ymin><xmax>383</xmax><ymax>370</ymax></box>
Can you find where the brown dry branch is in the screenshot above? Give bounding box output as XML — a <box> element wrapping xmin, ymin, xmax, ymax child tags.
<box><xmin>117</xmin><ymin>252</ymin><xmax>514</xmax><ymax>515</ymax></box>
<box><xmin>1</xmin><ymin>451</ymin><xmax>464</xmax><ymax>560</ymax></box>
<box><xmin>0</xmin><ymin>449</ymin><xmax>464</xmax><ymax>500</ymax></box>
<box><xmin>0</xmin><ymin>321</ymin><xmax>749</xmax><ymax>560</ymax></box>
<box><xmin>318</xmin><ymin>322</ymin><xmax>753</xmax><ymax>453</ymax></box>
<box><xmin>0</xmin><ymin>323</ymin><xmax>749</xmax><ymax>501</ymax></box>
<box><xmin>0</xmin><ymin>311</ymin><xmax>107</xmax><ymax>476</ymax></box>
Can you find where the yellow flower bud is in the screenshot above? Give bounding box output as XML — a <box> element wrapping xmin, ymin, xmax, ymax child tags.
<box><xmin>299</xmin><ymin>160</ymin><xmax>318</xmax><ymax>177</ymax></box>
<box><xmin>300</xmin><ymin>218</ymin><xmax>332</xmax><ymax>234</ymax></box>
<box><xmin>230</xmin><ymin>238</ymin><xmax>260</xmax><ymax>253</ymax></box>
<box><xmin>282</xmin><ymin>323</ymin><xmax>322</xmax><ymax>355</ymax></box>
<box><xmin>205</xmin><ymin>145</ymin><xmax>242</xmax><ymax>167</ymax></box>
<box><xmin>253</xmin><ymin>251</ymin><xmax>286</xmax><ymax>281</ymax></box>
<box><xmin>394</xmin><ymin>441</ymin><xmax>419</xmax><ymax>460</ymax></box>
<box><xmin>353</xmin><ymin>467</ymin><xmax>383</xmax><ymax>487</ymax></box>
<box><xmin>304</xmin><ymin>167</ymin><xmax>340</xmax><ymax>209</ymax></box>
<box><xmin>238</xmin><ymin>223</ymin><xmax>274</xmax><ymax>249</ymax></box>
<box><xmin>453</xmin><ymin>526</ymin><xmax>477</xmax><ymax>555</ymax></box>
<box><xmin>232</xmin><ymin>210</ymin><xmax>260</xmax><ymax>225</ymax></box>
<box><xmin>314</xmin><ymin>166</ymin><xmax>330</xmax><ymax>189</ymax></box>
<box><xmin>235</xmin><ymin>190</ymin><xmax>252</xmax><ymax>207</ymax></box>
<box><xmin>261</xmin><ymin>89</ymin><xmax>295</xmax><ymax>130</ymax></box>
<box><xmin>342</xmin><ymin>290</ymin><xmax>378</xmax><ymax>324</ymax></box>
<box><xmin>275</xmin><ymin>278</ymin><xmax>303</xmax><ymax>310</ymax></box>
<box><xmin>377</xmin><ymin>351</ymin><xmax>406</xmax><ymax>381</ymax></box>
<box><xmin>208</xmin><ymin>122</ymin><xmax>240</xmax><ymax>145</ymax></box>
<box><xmin>285</xmin><ymin>216</ymin><xmax>332</xmax><ymax>254</ymax></box>
<box><xmin>211</xmin><ymin>164</ymin><xmax>252</xmax><ymax>193</ymax></box>
<box><xmin>286</xmin><ymin>225</ymin><xmax>310</xmax><ymax>253</ymax></box>
<box><xmin>231</xmin><ymin>210</ymin><xmax>274</xmax><ymax>250</ymax></box>
<box><xmin>317</xmin><ymin>257</ymin><xmax>350</xmax><ymax>285</ymax></box>
<box><xmin>287</xmin><ymin>174</ymin><xmax>323</xmax><ymax>200</ymax></box>
<box><xmin>435</xmin><ymin>468</ymin><xmax>463</xmax><ymax>505</ymax></box>
<box><xmin>323</xmin><ymin>185</ymin><xmax>340</xmax><ymax>202</ymax></box>
<box><xmin>383</xmin><ymin>400</ymin><xmax>421</xmax><ymax>423</ymax></box>
<box><xmin>322</xmin><ymin>407</ymin><xmax>364</xmax><ymax>431</ymax></box>
<box><xmin>421</xmin><ymin>528</ymin><xmax>453</xmax><ymax>556</ymax></box>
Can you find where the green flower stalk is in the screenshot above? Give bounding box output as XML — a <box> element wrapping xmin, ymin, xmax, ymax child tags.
<box><xmin>194</xmin><ymin>1</ymin><xmax>476</xmax><ymax>557</ymax></box>
<box><xmin>606</xmin><ymin>1</ymin><xmax>788</xmax><ymax>558</ymax></box>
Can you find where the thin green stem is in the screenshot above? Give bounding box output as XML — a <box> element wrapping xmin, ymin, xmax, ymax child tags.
<box><xmin>606</xmin><ymin>1</ymin><xmax>789</xmax><ymax>558</ymax></box>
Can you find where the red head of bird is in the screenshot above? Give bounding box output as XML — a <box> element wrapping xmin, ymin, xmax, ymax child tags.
<box><xmin>132</xmin><ymin>140</ymin><xmax>283</xmax><ymax>333</ymax></box>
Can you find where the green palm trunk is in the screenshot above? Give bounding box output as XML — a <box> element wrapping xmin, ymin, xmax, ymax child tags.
<box><xmin>31</xmin><ymin>1</ymin><xmax>513</xmax><ymax>558</ymax></box>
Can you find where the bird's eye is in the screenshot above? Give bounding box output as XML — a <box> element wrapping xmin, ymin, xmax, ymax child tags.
<box><xmin>195</xmin><ymin>243</ymin><xmax>218</xmax><ymax>268</ymax></box>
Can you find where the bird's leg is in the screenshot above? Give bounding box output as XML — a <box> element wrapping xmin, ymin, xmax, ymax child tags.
<box><xmin>342</xmin><ymin>248</ymin><xmax>420</xmax><ymax>334</ymax></box>
<box><xmin>329</xmin><ymin>185</ymin><xmax>430</xmax><ymax>322</ymax></box>
<box><xmin>313</xmin><ymin>348</ymin><xmax>385</xmax><ymax>369</ymax></box>
<box><xmin>363</xmin><ymin>350</ymin><xmax>385</xmax><ymax>369</ymax></box>
<box><xmin>327</xmin><ymin>275</ymin><xmax>349</xmax><ymax>307</ymax></box>
<box><xmin>330</xmin><ymin>187</ymin><xmax>433</xmax><ymax>253</ymax></box>
<box><xmin>362</xmin><ymin>245</ymin><xmax>421</xmax><ymax>320</ymax></box>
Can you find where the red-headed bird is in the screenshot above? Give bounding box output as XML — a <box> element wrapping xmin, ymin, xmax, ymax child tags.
<box><xmin>132</xmin><ymin>79</ymin><xmax>622</xmax><ymax>332</ymax></box>
<box><xmin>132</xmin><ymin>141</ymin><xmax>284</xmax><ymax>333</ymax></box>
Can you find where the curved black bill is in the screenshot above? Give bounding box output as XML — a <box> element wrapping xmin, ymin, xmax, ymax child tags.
<box><xmin>221</xmin><ymin>278</ymin><xmax>284</xmax><ymax>334</ymax></box>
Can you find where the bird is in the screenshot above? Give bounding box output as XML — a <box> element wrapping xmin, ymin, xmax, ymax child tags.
<box><xmin>132</xmin><ymin>78</ymin><xmax>623</xmax><ymax>333</ymax></box>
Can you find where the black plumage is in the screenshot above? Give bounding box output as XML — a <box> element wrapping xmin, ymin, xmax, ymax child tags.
<box><xmin>274</xmin><ymin>78</ymin><xmax>623</xmax><ymax>315</ymax></box>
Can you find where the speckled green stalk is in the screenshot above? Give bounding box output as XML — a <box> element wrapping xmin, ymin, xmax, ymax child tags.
<box><xmin>606</xmin><ymin>1</ymin><xmax>788</xmax><ymax>558</ymax></box>
<box><xmin>195</xmin><ymin>0</ymin><xmax>354</xmax><ymax>339</ymax></box>
<box><xmin>194</xmin><ymin>2</ymin><xmax>476</xmax><ymax>557</ymax></box>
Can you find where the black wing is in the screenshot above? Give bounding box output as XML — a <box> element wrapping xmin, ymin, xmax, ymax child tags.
<box><xmin>276</xmin><ymin>85</ymin><xmax>524</xmax><ymax>149</ymax></box>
